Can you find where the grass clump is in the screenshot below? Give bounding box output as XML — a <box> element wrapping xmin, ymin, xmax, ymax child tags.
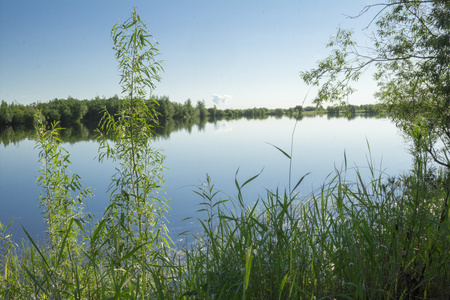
<box><xmin>172</xmin><ymin>160</ymin><xmax>449</xmax><ymax>299</ymax></box>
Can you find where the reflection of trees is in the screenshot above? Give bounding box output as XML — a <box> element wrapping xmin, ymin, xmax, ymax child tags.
<box><xmin>301</xmin><ymin>114</ymin><xmax>319</xmax><ymax>119</ymax></box>
<box><xmin>197</xmin><ymin>118</ymin><xmax>207</xmax><ymax>132</ymax></box>
<box><xmin>359</xmin><ymin>112</ymin><xmax>379</xmax><ymax>119</ymax></box>
<box><xmin>0</xmin><ymin>123</ymin><xmax>97</xmax><ymax>146</ymax></box>
<box><xmin>1</xmin><ymin>114</ymin><xmax>383</xmax><ymax>145</ymax></box>
<box><xmin>325</xmin><ymin>111</ymin><xmax>379</xmax><ymax>121</ymax></box>
<box><xmin>59</xmin><ymin>123</ymin><xmax>97</xmax><ymax>144</ymax></box>
<box><xmin>0</xmin><ymin>125</ymin><xmax>35</xmax><ymax>146</ymax></box>
<box><xmin>155</xmin><ymin>117</ymin><xmax>199</xmax><ymax>139</ymax></box>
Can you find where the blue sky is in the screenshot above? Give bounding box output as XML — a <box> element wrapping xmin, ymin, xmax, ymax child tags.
<box><xmin>0</xmin><ymin>0</ymin><xmax>378</xmax><ymax>109</ymax></box>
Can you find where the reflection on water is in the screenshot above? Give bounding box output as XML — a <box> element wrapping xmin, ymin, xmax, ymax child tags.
<box><xmin>0</xmin><ymin>125</ymin><xmax>35</xmax><ymax>146</ymax></box>
<box><xmin>0</xmin><ymin>122</ymin><xmax>97</xmax><ymax>146</ymax></box>
<box><xmin>214</xmin><ymin>121</ymin><xmax>233</xmax><ymax>133</ymax></box>
<box><xmin>0</xmin><ymin>114</ymin><xmax>409</xmax><ymax>245</ymax></box>
<box><xmin>0</xmin><ymin>113</ymin><xmax>378</xmax><ymax>145</ymax></box>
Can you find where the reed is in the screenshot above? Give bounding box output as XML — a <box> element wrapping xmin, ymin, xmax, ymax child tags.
<box><xmin>172</xmin><ymin>160</ymin><xmax>450</xmax><ymax>299</ymax></box>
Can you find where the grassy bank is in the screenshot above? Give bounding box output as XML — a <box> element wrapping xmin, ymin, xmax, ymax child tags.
<box><xmin>1</xmin><ymin>153</ymin><xmax>449</xmax><ymax>299</ymax></box>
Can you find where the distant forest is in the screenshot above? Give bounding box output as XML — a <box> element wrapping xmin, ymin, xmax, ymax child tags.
<box><xmin>0</xmin><ymin>95</ymin><xmax>382</xmax><ymax>126</ymax></box>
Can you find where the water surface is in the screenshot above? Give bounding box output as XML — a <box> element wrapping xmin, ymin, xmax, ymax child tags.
<box><xmin>0</xmin><ymin>115</ymin><xmax>412</xmax><ymax>243</ymax></box>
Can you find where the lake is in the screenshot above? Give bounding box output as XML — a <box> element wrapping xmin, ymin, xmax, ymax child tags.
<box><xmin>0</xmin><ymin>115</ymin><xmax>412</xmax><ymax>244</ymax></box>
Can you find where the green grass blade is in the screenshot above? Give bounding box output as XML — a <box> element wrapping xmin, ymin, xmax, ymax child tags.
<box><xmin>21</xmin><ymin>225</ymin><xmax>50</xmax><ymax>270</ymax></box>
<box><xmin>267</xmin><ymin>143</ymin><xmax>291</xmax><ymax>159</ymax></box>
<box><xmin>292</xmin><ymin>172</ymin><xmax>311</xmax><ymax>193</ymax></box>
<box><xmin>117</xmin><ymin>243</ymin><xmax>148</xmax><ymax>264</ymax></box>
<box><xmin>22</xmin><ymin>265</ymin><xmax>51</xmax><ymax>298</ymax></box>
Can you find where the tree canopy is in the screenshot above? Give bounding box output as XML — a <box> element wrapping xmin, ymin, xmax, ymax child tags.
<box><xmin>300</xmin><ymin>0</ymin><xmax>450</xmax><ymax>167</ymax></box>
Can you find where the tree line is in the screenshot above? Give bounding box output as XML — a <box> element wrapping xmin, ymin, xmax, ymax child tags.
<box><xmin>0</xmin><ymin>96</ymin><xmax>382</xmax><ymax>127</ymax></box>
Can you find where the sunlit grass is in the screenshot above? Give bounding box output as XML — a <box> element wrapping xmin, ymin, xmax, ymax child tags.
<box><xmin>1</xmin><ymin>156</ymin><xmax>449</xmax><ymax>299</ymax></box>
<box><xmin>171</xmin><ymin>162</ymin><xmax>449</xmax><ymax>299</ymax></box>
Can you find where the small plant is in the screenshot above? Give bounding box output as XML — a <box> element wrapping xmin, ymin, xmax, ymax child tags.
<box><xmin>35</xmin><ymin>114</ymin><xmax>90</xmax><ymax>252</ymax></box>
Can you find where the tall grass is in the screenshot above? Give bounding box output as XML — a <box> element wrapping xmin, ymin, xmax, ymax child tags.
<box><xmin>1</xmin><ymin>139</ymin><xmax>449</xmax><ymax>299</ymax></box>
<box><xmin>169</xmin><ymin>159</ymin><xmax>449</xmax><ymax>299</ymax></box>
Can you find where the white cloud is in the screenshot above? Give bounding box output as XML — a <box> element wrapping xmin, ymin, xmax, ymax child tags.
<box><xmin>212</xmin><ymin>94</ymin><xmax>231</xmax><ymax>105</ymax></box>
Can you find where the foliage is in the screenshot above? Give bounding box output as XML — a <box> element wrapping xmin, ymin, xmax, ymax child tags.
<box><xmin>300</xmin><ymin>0</ymin><xmax>450</xmax><ymax>168</ymax></box>
<box><xmin>196</xmin><ymin>100</ymin><xmax>208</xmax><ymax>119</ymax></box>
<box><xmin>299</xmin><ymin>7</ymin><xmax>450</xmax><ymax>296</ymax></box>
<box><xmin>37</xmin><ymin>97</ymin><xmax>88</xmax><ymax>125</ymax></box>
<box><xmin>0</xmin><ymin>100</ymin><xmax>37</xmax><ymax>126</ymax></box>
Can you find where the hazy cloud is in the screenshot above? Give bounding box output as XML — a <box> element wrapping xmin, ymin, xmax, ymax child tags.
<box><xmin>212</xmin><ymin>94</ymin><xmax>231</xmax><ymax>105</ymax></box>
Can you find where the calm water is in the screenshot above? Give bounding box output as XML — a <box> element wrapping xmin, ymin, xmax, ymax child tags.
<box><xmin>0</xmin><ymin>115</ymin><xmax>412</xmax><ymax>243</ymax></box>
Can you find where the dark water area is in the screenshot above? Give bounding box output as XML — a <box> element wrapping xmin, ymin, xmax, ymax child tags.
<box><xmin>0</xmin><ymin>115</ymin><xmax>412</xmax><ymax>245</ymax></box>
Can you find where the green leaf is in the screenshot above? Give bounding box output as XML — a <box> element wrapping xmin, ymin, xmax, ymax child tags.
<box><xmin>279</xmin><ymin>273</ymin><xmax>289</xmax><ymax>300</ymax></box>
<box><xmin>117</xmin><ymin>243</ymin><xmax>148</xmax><ymax>263</ymax></box>
<box><xmin>92</xmin><ymin>219</ymin><xmax>107</xmax><ymax>242</ymax></box>
<box><xmin>21</xmin><ymin>225</ymin><xmax>50</xmax><ymax>270</ymax></box>
<box><xmin>22</xmin><ymin>265</ymin><xmax>51</xmax><ymax>298</ymax></box>
<box><xmin>55</xmin><ymin>219</ymin><xmax>73</xmax><ymax>267</ymax></box>
<box><xmin>267</xmin><ymin>142</ymin><xmax>291</xmax><ymax>159</ymax></box>
<box><xmin>241</xmin><ymin>169</ymin><xmax>263</xmax><ymax>189</ymax></box>
<box><xmin>292</xmin><ymin>172</ymin><xmax>311</xmax><ymax>193</ymax></box>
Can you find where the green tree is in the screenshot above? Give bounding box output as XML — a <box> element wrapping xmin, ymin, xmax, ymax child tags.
<box><xmin>183</xmin><ymin>98</ymin><xmax>196</xmax><ymax>118</ymax></box>
<box><xmin>273</xmin><ymin>108</ymin><xmax>284</xmax><ymax>116</ymax></box>
<box><xmin>294</xmin><ymin>105</ymin><xmax>303</xmax><ymax>114</ymax></box>
<box><xmin>208</xmin><ymin>105</ymin><xmax>218</xmax><ymax>119</ymax></box>
<box><xmin>66</xmin><ymin>97</ymin><xmax>88</xmax><ymax>123</ymax></box>
<box><xmin>300</xmin><ymin>0</ymin><xmax>450</xmax><ymax>168</ymax></box>
<box><xmin>0</xmin><ymin>101</ymin><xmax>36</xmax><ymax>125</ymax></box>
<box><xmin>154</xmin><ymin>96</ymin><xmax>174</xmax><ymax>120</ymax></box>
<box><xmin>0</xmin><ymin>101</ymin><xmax>12</xmax><ymax>124</ymax></box>
<box><xmin>196</xmin><ymin>100</ymin><xmax>208</xmax><ymax>119</ymax></box>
